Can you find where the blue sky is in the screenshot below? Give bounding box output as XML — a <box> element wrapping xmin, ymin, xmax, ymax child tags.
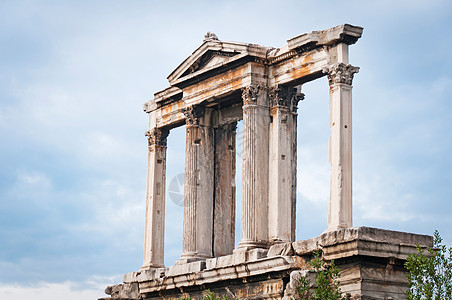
<box><xmin>1</xmin><ymin>0</ymin><xmax>451</xmax><ymax>299</ymax></box>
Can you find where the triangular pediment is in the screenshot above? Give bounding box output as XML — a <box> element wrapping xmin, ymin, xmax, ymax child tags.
<box><xmin>179</xmin><ymin>50</ymin><xmax>239</xmax><ymax>78</ymax></box>
<box><xmin>167</xmin><ymin>34</ymin><xmax>267</xmax><ymax>86</ymax></box>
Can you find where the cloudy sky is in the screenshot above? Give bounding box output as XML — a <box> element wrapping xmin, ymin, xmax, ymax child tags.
<box><xmin>1</xmin><ymin>0</ymin><xmax>451</xmax><ymax>299</ymax></box>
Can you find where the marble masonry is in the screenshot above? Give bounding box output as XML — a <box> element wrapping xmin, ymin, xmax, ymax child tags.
<box><xmin>100</xmin><ymin>24</ymin><xmax>432</xmax><ymax>300</ymax></box>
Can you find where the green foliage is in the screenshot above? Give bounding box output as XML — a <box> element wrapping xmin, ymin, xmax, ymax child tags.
<box><xmin>175</xmin><ymin>290</ymin><xmax>236</xmax><ymax>300</ymax></box>
<box><xmin>202</xmin><ymin>290</ymin><xmax>235</xmax><ymax>300</ymax></box>
<box><xmin>405</xmin><ymin>230</ymin><xmax>452</xmax><ymax>300</ymax></box>
<box><xmin>296</xmin><ymin>272</ymin><xmax>312</xmax><ymax>299</ymax></box>
<box><xmin>296</xmin><ymin>251</ymin><xmax>348</xmax><ymax>299</ymax></box>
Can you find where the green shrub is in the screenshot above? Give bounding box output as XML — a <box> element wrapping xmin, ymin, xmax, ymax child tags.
<box><xmin>296</xmin><ymin>251</ymin><xmax>349</xmax><ymax>299</ymax></box>
<box><xmin>405</xmin><ymin>230</ymin><xmax>452</xmax><ymax>300</ymax></box>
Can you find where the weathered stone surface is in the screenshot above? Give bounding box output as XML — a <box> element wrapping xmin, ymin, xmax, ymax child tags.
<box><xmin>267</xmin><ymin>242</ymin><xmax>294</xmax><ymax>257</ymax></box>
<box><xmin>292</xmin><ymin>227</ymin><xmax>433</xmax><ymax>259</ymax></box>
<box><xmin>104</xmin><ymin>283</ymin><xmax>139</xmax><ymax>299</ymax></box>
<box><xmin>238</xmin><ymin>85</ymin><xmax>270</xmax><ymax>249</ymax></box>
<box><xmin>166</xmin><ymin>260</ymin><xmax>206</xmax><ymax>277</ymax></box>
<box><xmin>324</xmin><ymin>62</ymin><xmax>358</xmax><ymax>231</ymax></box>
<box><xmin>123</xmin><ymin>268</ymin><xmax>165</xmax><ymax>284</ymax></box>
<box><xmin>138</xmin><ymin>256</ymin><xmax>304</xmax><ymax>296</ymax></box>
<box><xmin>180</xmin><ymin>108</ymin><xmax>215</xmax><ymax>262</ymax></box>
<box><xmin>101</xmin><ymin>227</ymin><xmax>433</xmax><ymax>300</ymax></box>
<box><xmin>142</xmin><ymin>128</ymin><xmax>168</xmax><ymax>269</ymax></box>
<box><xmin>213</xmin><ymin>122</ymin><xmax>236</xmax><ymax>257</ymax></box>
<box><xmin>206</xmin><ymin>248</ymin><xmax>268</xmax><ymax>269</ymax></box>
<box><xmin>268</xmin><ymin>86</ymin><xmax>300</xmax><ymax>244</ymax></box>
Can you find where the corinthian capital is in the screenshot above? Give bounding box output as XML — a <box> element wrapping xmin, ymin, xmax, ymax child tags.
<box><xmin>242</xmin><ymin>84</ymin><xmax>260</xmax><ymax>105</ymax></box>
<box><xmin>323</xmin><ymin>63</ymin><xmax>360</xmax><ymax>85</ymax></box>
<box><xmin>182</xmin><ymin>105</ymin><xmax>204</xmax><ymax>125</ymax></box>
<box><xmin>269</xmin><ymin>85</ymin><xmax>305</xmax><ymax>112</ymax></box>
<box><xmin>145</xmin><ymin>128</ymin><xmax>169</xmax><ymax>147</ymax></box>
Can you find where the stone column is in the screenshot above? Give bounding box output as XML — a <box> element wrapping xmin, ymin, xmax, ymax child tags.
<box><xmin>213</xmin><ymin>122</ymin><xmax>237</xmax><ymax>256</ymax></box>
<box><xmin>324</xmin><ymin>63</ymin><xmax>359</xmax><ymax>231</ymax></box>
<box><xmin>142</xmin><ymin>127</ymin><xmax>169</xmax><ymax>269</ymax></box>
<box><xmin>179</xmin><ymin>106</ymin><xmax>214</xmax><ymax>262</ymax></box>
<box><xmin>268</xmin><ymin>86</ymin><xmax>303</xmax><ymax>243</ymax></box>
<box><xmin>238</xmin><ymin>84</ymin><xmax>270</xmax><ymax>250</ymax></box>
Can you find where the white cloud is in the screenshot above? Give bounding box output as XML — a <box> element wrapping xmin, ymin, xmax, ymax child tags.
<box><xmin>0</xmin><ymin>280</ymin><xmax>110</xmax><ymax>300</ymax></box>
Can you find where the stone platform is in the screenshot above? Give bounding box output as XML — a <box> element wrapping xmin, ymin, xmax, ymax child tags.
<box><xmin>100</xmin><ymin>227</ymin><xmax>432</xmax><ymax>300</ymax></box>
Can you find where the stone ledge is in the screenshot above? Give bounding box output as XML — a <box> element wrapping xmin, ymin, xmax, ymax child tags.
<box><xmin>123</xmin><ymin>268</ymin><xmax>165</xmax><ymax>284</ymax></box>
<box><xmin>292</xmin><ymin>227</ymin><xmax>432</xmax><ymax>258</ymax></box>
<box><xmin>139</xmin><ymin>256</ymin><xmax>304</xmax><ymax>294</ymax></box>
<box><xmin>123</xmin><ymin>227</ymin><xmax>432</xmax><ymax>285</ymax></box>
<box><xmin>286</xmin><ymin>24</ymin><xmax>363</xmax><ymax>51</ymax></box>
<box><xmin>101</xmin><ymin>227</ymin><xmax>433</xmax><ymax>299</ymax></box>
<box><xmin>324</xmin><ymin>239</ymin><xmax>425</xmax><ymax>261</ymax></box>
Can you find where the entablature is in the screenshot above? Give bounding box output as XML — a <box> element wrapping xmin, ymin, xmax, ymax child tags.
<box><xmin>144</xmin><ymin>24</ymin><xmax>362</xmax><ymax>129</ymax></box>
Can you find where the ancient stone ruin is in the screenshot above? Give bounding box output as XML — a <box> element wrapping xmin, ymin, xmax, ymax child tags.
<box><xmin>100</xmin><ymin>24</ymin><xmax>432</xmax><ymax>300</ymax></box>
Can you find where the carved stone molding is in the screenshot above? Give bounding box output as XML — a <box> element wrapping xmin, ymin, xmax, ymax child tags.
<box><xmin>269</xmin><ymin>86</ymin><xmax>290</xmax><ymax>108</ymax></box>
<box><xmin>241</xmin><ymin>84</ymin><xmax>260</xmax><ymax>106</ymax></box>
<box><xmin>292</xmin><ymin>92</ymin><xmax>305</xmax><ymax>112</ymax></box>
<box><xmin>182</xmin><ymin>105</ymin><xmax>204</xmax><ymax>125</ymax></box>
<box><xmin>269</xmin><ymin>86</ymin><xmax>305</xmax><ymax>111</ymax></box>
<box><xmin>145</xmin><ymin>128</ymin><xmax>169</xmax><ymax>147</ymax></box>
<box><xmin>323</xmin><ymin>63</ymin><xmax>360</xmax><ymax>85</ymax></box>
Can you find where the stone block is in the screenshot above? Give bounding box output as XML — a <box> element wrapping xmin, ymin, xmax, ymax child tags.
<box><xmin>122</xmin><ymin>272</ymin><xmax>137</xmax><ymax>284</ymax></box>
<box><xmin>165</xmin><ymin>260</ymin><xmax>206</xmax><ymax>277</ymax></box>
<box><xmin>247</xmin><ymin>248</ymin><xmax>268</xmax><ymax>261</ymax></box>
<box><xmin>123</xmin><ymin>268</ymin><xmax>165</xmax><ymax>283</ymax></box>
<box><xmin>207</xmin><ymin>248</ymin><xmax>269</xmax><ymax>269</ymax></box>
<box><xmin>292</xmin><ymin>237</ymin><xmax>320</xmax><ymax>256</ymax></box>
<box><xmin>232</xmin><ymin>248</ymin><xmax>268</xmax><ymax>264</ymax></box>
<box><xmin>268</xmin><ymin>242</ymin><xmax>294</xmax><ymax>257</ymax></box>
<box><xmin>206</xmin><ymin>254</ymin><xmax>234</xmax><ymax>269</ymax></box>
<box><xmin>292</xmin><ymin>227</ymin><xmax>433</xmax><ymax>258</ymax></box>
<box><xmin>104</xmin><ymin>283</ymin><xmax>139</xmax><ymax>299</ymax></box>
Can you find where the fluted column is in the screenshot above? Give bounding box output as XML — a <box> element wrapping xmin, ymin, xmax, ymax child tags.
<box><xmin>179</xmin><ymin>106</ymin><xmax>214</xmax><ymax>262</ymax></box>
<box><xmin>142</xmin><ymin>127</ymin><xmax>169</xmax><ymax>269</ymax></box>
<box><xmin>268</xmin><ymin>86</ymin><xmax>303</xmax><ymax>244</ymax></box>
<box><xmin>238</xmin><ymin>84</ymin><xmax>270</xmax><ymax>249</ymax></box>
<box><xmin>213</xmin><ymin>122</ymin><xmax>237</xmax><ymax>256</ymax></box>
<box><xmin>324</xmin><ymin>63</ymin><xmax>359</xmax><ymax>231</ymax></box>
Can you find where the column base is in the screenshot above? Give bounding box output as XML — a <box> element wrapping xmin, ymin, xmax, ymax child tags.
<box><xmin>236</xmin><ymin>240</ymin><xmax>268</xmax><ymax>251</ymax></box>
<box><xmin>269</xmin><ymin>238</ymin><xmax>292</xmax><ymax>245</ymax></box>
<box><xmin>140</xmin><ymin>263</ymin><xmax>165</xmax><ymax>270</ymax></box>
<box><xmin>324</xmin><ymin>224</ymin><xmax>350</xmax><ymax>233</ymax></box>
<box><xmin>176</xmin><ymin>253</ymin><xmax>212</xmax><ymax>265</ymax></box>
